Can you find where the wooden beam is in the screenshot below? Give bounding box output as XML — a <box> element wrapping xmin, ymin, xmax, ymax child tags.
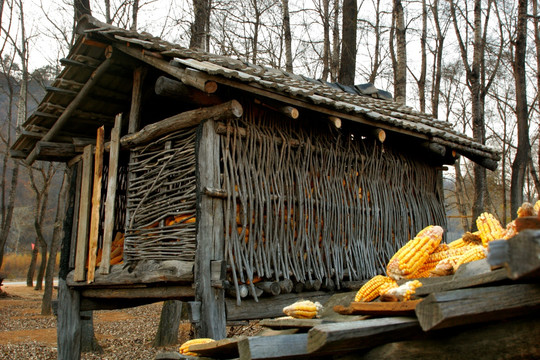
<box><xmin>306</xmin><ymin>317</ymin><xmax>420</xmax><ymax>354</ymax></box>
<box><xmin>34</xmin><ymin>141</ymin><xmax>76</xmax><ymax>160</ymax></box>
<box><xmin>81</xmin><ymin>285</ymin><xmax>195</xmax><ymax>299</ymax></box>
<box><xmin>194</xmin><ymin>119</ymin><xmax>226</xmax><ymax>339</ymax></box>
<box><xmin>414</xmin><ymin>283</ymin><xmax>540</xmax><ymax>331</ymax></box>
<box><xmin>128</xmin><ymin>67</ymin><xmax>147</xmax><ymax>134</ymax></box>
<box><xmin>487</xmin><ymin>230</ymin><xmax>540</xmax><ymax>279</ymax></box>
<box><xmin>154</xmin><ymin>76</ymin><xmax>222</xmax><ymax>106</ymax></box>
<box><xmin>328</xmin><ymin>116</ymin><xmax>341</xmax><ymax>128</ymax></box>
<box><xmin>120</xmin><ymin>100</ymin><xmax>243</xmax><ymax>147</ymax></box>
<box><xmin>98</xmin><ymin>115</ymin><xmax>122</xmax><ymax>275</ymax></box>
<box><xmin>86</xmin><ymin>126</ymin><xmax>104</xmax><ymax>284</ymax></box>
<box><xmin>116</xmin><ymin>44</ymin><xmax>217</xmax><ymax>94</ymax></box>
<box><xmin>238</xmin><ymin>334</ymin><xmax>309</xmax><ymax>360</ymax></box>
<box><xmin>57</xmin><ymin>279</ymin><xmax>82</xmax><ymax>360</ymax></box>
<box><xmin>25</xmin><ymin>54</ymin><xmax>113</xmax><ymax>165</ymax></box>
<box><xmin>60</xmin><ymin>57</ymin><xmax>97</xmax><ymax>69</ymax></box>
<box><xmin>73</xmin><ymin>145</ymin><xmax>94</xmax><ymax>282</ymax></box>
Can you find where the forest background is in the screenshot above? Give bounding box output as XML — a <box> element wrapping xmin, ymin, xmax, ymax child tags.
<box><xmin>0</xmin><ymin>0</ymin><xmax>536</xmax><ymax>312</ymax></box>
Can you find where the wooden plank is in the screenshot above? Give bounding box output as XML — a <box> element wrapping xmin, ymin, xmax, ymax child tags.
<box><xmin>238</xmin><ymin>333</ymin><xmax>310</xmax><ymax>360</ymax></box>
<box><xmin>25</xmin><ymin>55</ymin><xmax>113</xmax><ymax>165</ymax></box>
<box><xmin>194</xmin><ymin>120</ymin><xmax>226</xmax><ymax>339</ymax></box>
<box><xmin>189</xmin><ymin>337</ymin><xmax>245</xmax><ymax>359</ymax></box>
<box><xmin>73</xmin><ymin>145</ymin><xmax>94</xmax><ymax>282</ymax></box>
<box><xmin>487</xmin><ymin>230</ymin><xmax>540</xmax><ymax>279</ymax></box>
<box><xmin>81</xmin><ymin>285</ymin><xmax>195</xmax><ymax>299</ymax></box>
<box><xmin>120</xmin><ymin>100</ymin><xmax>243</xmax><ymax>147</ymax></box>
<box><xmin>226</xmin><ymin>291</ymin><xmax>332</xmax><ymax>321</ymax></box>
<box><xmin>259</xmin><ymin>317</ymin><xmax>325</xmax><ymax>329</ymax></box>
<box><xmin>86</xmin><ymin>126</ymin><xmax>104</xmax><ymax>284</ymax></box>
<box><xmin>415</xmin><ymin>283</ymin><xmax>540</xmax><ymax>331</ymax></box>
<box><xmin>307</xmin><ymin>317</ymin><xmax>420</xmax><ymax>355</ymax></box>
<box><xmin>98</xmin><ymin>115</ymin><xmax>122</xmax><ymax>275</ymax></box>
<box><xmin>355</xmin><ymin>313</ymin><xmax>540</xmax><ymax>360</ymax></box>
<box><xmin>128</xmin><ymin>67</ymin><xmax>146</xmax><ymax>134</ymax></box>
<box><xmin>414</xmin><ymin>267</ymin><xmax>508</xmax><ymax>296</ymax></box>
<box><xmin>69</xmin><ymin>160</ymin><xmax>83</xmax><ymax>269</ymax></box>
<box><xmin>57</xmin><ymin>279</ymin><xmax>81</xmax><ymax>360</ymax></box>
<box><xmin>333</xmin><ymin>300</ymin><xmax>421</xmax><ymax>316</ymax></box>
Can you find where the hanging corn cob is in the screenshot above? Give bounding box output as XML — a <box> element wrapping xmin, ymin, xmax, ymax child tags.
<box><xmin>476</xmin><ymin>213</ymin><xmax>505</xmax><ymax>246</ymax></box>
<box><xmin>283</xmin><ymin>300</ymin><xmax>323</xmax><ymax>319</ymax></box>
<box><xmin>179</xmin><ymin>338</ymin><xmax>215</xmax><ymax>356</ymax></box>
<box><xmin>354</xmin><ymin>275</ymin><xmax>397</xmax><ymax>302</ymax></box>
<box><xmin>386</xmin><ymin>225</ymin><xmax>444</xmax><ymax>280</ymax></box>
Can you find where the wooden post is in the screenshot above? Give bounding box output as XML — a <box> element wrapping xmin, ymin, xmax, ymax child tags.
<box><xmin>57</xmin><ymin>279</ymin><xmax>81</xmax><ymax>360</ymax></box>
<box><xmin>87</xmin><ymin>126</ymin><xmax>105</xmax><ymax>283</ymax></box>
<box><xmin>73</xmin><ymin>145</ymin><xmax>94</xmax><ymax>282</ymax></box>
<box><xmin>194</xmin><ymin>119</ymin><xmax>226</xmax><ymax>339</ymax></box>
<box><xmin>99</xmin><ymin>115</ymin><xmax>122</xmax><ymax>275</ymax></box>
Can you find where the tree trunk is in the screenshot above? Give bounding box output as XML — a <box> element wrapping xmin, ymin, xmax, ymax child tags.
<box><xmin>430</xmin><ymin>0</ymin><xmax>445</xmax><ymax>119</ymax></box>
<box><xmin>81</xmin><ymin>311</ymin><xmax>103</xmax><ymax>353</ymax></box>
<box><xmin>368</xmin><ymin>0</ymin><xmax>382</xmax><ymax>84</ymax></box>
<box><xmin>392</xmin><ymin>0</ymin><xmax>407</xmax><ymax>103</ymax></box>
<box><xmin>190</xmin><ymin>0</ymin><xmax>211</xmax><ymax>50</ymax></box>
<box><xmin>42</xmin><ymin>169</ymin><xmax>70</xmax><ymax>315</ymax></box>
<box><xmin>321</xmin><ymin>0</ymin><xmax>330</xmax><ymax>80</ymax></box>
<box><xmin>282</xmin><ymin>0</ymin><xmax>293</xmax><ymax>73</ymax></box>
<box><xmin>331</xmin><ymin>0</ymin><xmax>340</xmax><ymax>82</ymax></box>
<box><xmin>26</xmin><ymin>245</ymin><xmax>38</xmax><ymax>287</ymax></box>
<box><xmin>153</xmin><ymin>300</ymin><xmax>183</xmax><ymax>347</ymax></box>
<box><xmin>34</xmin><ymin>242</ymin><xmax>47</xmax><ymax>290</ymax></box>
<box><xmin>131</xmin><ymin>0</ymin><xmax>139</xmax><ymax>30</ymax></box>
<box><xmin>339</xmin><ymin>0</ymin><xmax>357</xmax><ymax>85</ymax></box>
<box><xmin>74</xmin><ymin>0</ymin><xmax>91</xmax><ymax>22</ymax></box>
<box><xmin>418</xmin><ymin>0</ymin><xmax>427</xmax><ymax>112</ymax></box>
<box><xmin>0</xmin><ymin>164</ymin><xmax>18</xmax><ymax>269</ymax></box>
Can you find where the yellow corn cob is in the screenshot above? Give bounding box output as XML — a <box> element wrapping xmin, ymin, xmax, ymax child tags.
<box><xmin>504</xmin><ymin>220</ymin><xmax>517</xmax><ymax>240</ymax></box>
<box><xmin>448</xmin><ymin>231</ymin><xmax>482</xmax><ymax>249</ymax></box>
<box><xmin>354</xmin><ymin>275</ymin><xmax>397</xmax><ymax>302</ymax></box>
<box><xmin>384</xmin><ymin>280</ymin><xmax>423</xmax><ymax>301</ymax></box>
<box><xmin>179</xmin><ymin>338</ymin><xmax>215</xmax><ymax>356</ymax></box>
<box><xmin>454</xmin><ymin>245</ymin><xmax>486</xmax><ymax>270</ymax></box>
<box><xmin>534</xmin><ymin>200</ymin><xmax>540</xmax><ymax>215</ymax></box>
<box><xmin>424</xmin><ymin>245</ymin><xmax>473</xmax><ymax>265</ymax></box>
<box><xmin>431</xmin><ymin>255</ymin><xmax>462</xmax><ymax>276</ymax></box>
<box><xmin>387</xmin><ymin>225</ymin><xmax>443</xmax><ymax>280</ymax></box>
<box><xmin>283</xmin><ymin>300</ymin><xmax>323</xmax><ymax>319</ymax></box>
<box><xmin>517</xmin><ymin>202</ymin><xmax>535</xmax><ymax>217</ymax></box>
<box><xmin>476</xmin><ymin>213</ymin><xmax>505</xmax><ymax>246</ymax></box>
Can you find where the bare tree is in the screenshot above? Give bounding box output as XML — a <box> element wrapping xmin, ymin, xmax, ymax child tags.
<box><xmin>282</xmin><ymin>0</ymin><xmax>293</xmax><ymax>72</ymax></box>
<box><xmin>339</xmin><ymin>0</ymin><xmax>357</xmax><ymax>84</ymax></box>
<box><xmin>74</xmin><ymin>0</ymin><xmax>91</xmax><ymax>21</ymax></box>
<box><xmin>190</xmin><ymin>0</ymin><xmax>211</xmax><ymax>50</ymax></box>
<box><xmin>429</xmin><ymin>0</ymin><xmax>450</xmax><ymax>118</ymax></box>
<box><xmin>390</xmin><ymin>0</ymin><xmax>406</xmax><ymax>103</ymax></box>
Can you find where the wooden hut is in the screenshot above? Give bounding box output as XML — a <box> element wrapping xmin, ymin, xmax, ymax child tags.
<box><xmin>11</xmin><ymin>15</ymin><xmax>499</xmax><ymax>356</ymax></box>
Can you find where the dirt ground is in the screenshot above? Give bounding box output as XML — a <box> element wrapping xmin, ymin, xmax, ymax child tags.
<box><xmin>0</xmin><ymin>283</ymin><xmax>260</xmax><ymax>360</ymax></box>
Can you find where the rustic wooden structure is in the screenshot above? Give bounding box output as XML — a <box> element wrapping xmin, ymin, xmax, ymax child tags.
<box><xmin>12</xmin><ymin>16</ymin><xmax>499</xmax><ymax>359</ymax></box>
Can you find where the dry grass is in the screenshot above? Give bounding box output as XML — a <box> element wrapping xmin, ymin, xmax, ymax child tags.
<box><xmin>1</xmin><ymin>253</ymin><xmax>59</xmax><ymax>280</ymax></box>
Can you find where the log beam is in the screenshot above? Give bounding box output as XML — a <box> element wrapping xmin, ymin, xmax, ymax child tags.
<box><xmin>120</xmin><ymin>100</ymin><xmax>243</xmax><ymax>147</ymax></box>
<box><xmin>25</xmin><ymin>53</ymin><xmax>113</xmax><ymax>165</ymax></box>
<box><xmin>154</xmin><ymin>76</ymin><xmax>222</xmax><ymax>106</ymax></box>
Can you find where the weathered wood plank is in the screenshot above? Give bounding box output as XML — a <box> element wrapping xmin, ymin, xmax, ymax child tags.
<box><xmin>120</xmin><ymin>100</ymin><xmax>243</xmax><ymax>147</ymax></box>
<box><xmin>194</xmin><ymin>120</ymin><xmax>226</xmax><ymax>339</ymax></box>
<box><xmin>487</xmin><ymin>230</ymin><xmax>540</xmax><ymax>279</ymax></box>
<box><xmin>415</xmin><ymin>283</ymin><xmax>540</xmax><ymax>331</ymax></box>
<box><xmin>189</xmin><ymin>337</ymin><xmax>245</xmax><ymax>359</ymax></box>
<box><xmin>226</xmin><ymin>291</ymin><xmax>332</xmax><ymax>321</ymax></box>
<box><xmin>350</xmin><ymin>314</ymin><xmax>540</xmax><ymax>360</ymax></box>
<box><xmin>81</xmin><ymin>285</ymin><xmax>195</xmax><ymax>299</ymax></box>
<box><xmin>307</xmin><ymin>317</ymin><xmax>420</xmax><ymax>354</ymax></box>
<box><xmin>68</xmin><ymin>260</ymin><xmax>194</xmax><ymax>287</ymax></box>
<box><xmin>98</xmin><ymin>115</ymin><xmax>121</xmax><ymax>275</ymax></box>
<box><xmin>128</xmin><ymin>67</ymin><xmax>146</xmax><ymax>134</ymax></box>
<box><xmin>333</xmin><ymin>300</ymin><xmax>421</xmax><ymax>316</ymax></box>
<box><xmin>259</xmin><ymin>317</ymin><xmax>325</xmax><ymax>329</ymax></box>
<box><xmin>86</xmin><ymin>126</ymin><xmax>104</xmax><ymax>283</ymax></box>
<box><xmin>73</xmin><ymin>145</ymin><xmax>94</xmax><ymax>282</ymax></box>
<box><xmin>238</xmin><ymin>334</ymin><xmax>311</xmax><ymax>360</ymax></box>
<box><xmin>414</xmin><ymin>267</ymin><xmax>508</xmax><ymax>296</ymax></box>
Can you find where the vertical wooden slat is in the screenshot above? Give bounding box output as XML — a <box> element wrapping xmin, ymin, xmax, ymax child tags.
<box><xmin>99</xmin><ymin>115</ymin><xmax>122</xmax><ymax>275</ymax></box>
<box><xmin>194</xmin><ymin>119</ymin><xmax>226</xmax><ymax>339</ymax></box>
<box><xmin>73</xmin><ymin>145</ymin><xmax>94</xmax><ymax>282</ymax></box>
<box><xmin>69</xmin><ymin>162</ymin><xmax>83</xmax><ymax>269</ymax></box>
<box><xmin>87</xmin><ymin>126</ymin><xmax>105</xmax><ymax>283</ymax></box>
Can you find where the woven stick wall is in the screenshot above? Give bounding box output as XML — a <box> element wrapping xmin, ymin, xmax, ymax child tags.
<box><xmin>124</xmin><ymin>127</ymin><xmax>198</xmax><ymax>261</ymax></box>
<box><xmin>222</xmin><ymin>105</ymin><xmax>446</xmax><ymax>294</ymax></box>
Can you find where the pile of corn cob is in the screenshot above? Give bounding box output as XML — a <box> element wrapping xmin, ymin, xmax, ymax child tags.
<box><xmin>355</xmin><ymin>202</ymin><xmax>539</xmax><ymax>303</ymax></box>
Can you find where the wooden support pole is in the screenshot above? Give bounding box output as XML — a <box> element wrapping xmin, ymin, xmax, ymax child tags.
<box><xmin>154</xmin><ymin>76</ymin><xmax>222</xmax><ymax>106</ymax></box>
<box><xmin>25</xmin><ymin>53</ymin><xmax>113</xmax><ymax>165</ymax></box>
<box><xmin>57</xmin><ymin>279</ymin><xmax>81</xmax><ymax>360</ymax></box>
<box><xmin>254</xmin><ymin>98</ymin><xmax>299</xmax><ymax>119</ymax></box>
<box><xmin>128</xmin><ymin>67</ymin><xmax>147</xmax><ymax>134</ymax></box>
<box><xmin>256</xmin><ymin>281</ymin><xmax>281</xmax><ymax>296</ymax></box>
<box><xmin>99</xmin><ymin>115</ymin><xmax>122</xmax><ymax>275</ymax></box>
<box><xmin>328</xmin><ymin>116</ymin><xmax>342</xmax><ymax>128</ymax></box>
<box><xmin>120</xmin><ymin>100</ymin><xmax>243</xmax><ymax>147</ymax></box>
<box><xmin>86</xmin><ymin>126</ymin><xmax>104</xmax><ymax>284</ymax></box>
<box><xmin>73</xmin><ymin>145</ymin><xmax>94</xmax><ymax>282</ymax></box>
<box><xmin>194</xmin><ymin>120</ymin><xmax>226</xmax><ymax>339</ymax></box>
<box><xmin>370</xmin><ymin>128</ymin><xmax>386</xmax><ymax>143</ymax></box>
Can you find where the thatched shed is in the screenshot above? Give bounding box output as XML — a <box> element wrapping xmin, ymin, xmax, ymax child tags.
<box><xmin>12</xmin><ymin>16</ymin><xmax>498</xmax><ymax>354</ymax></box>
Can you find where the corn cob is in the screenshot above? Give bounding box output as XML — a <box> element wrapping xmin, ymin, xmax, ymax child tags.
<box><xmin>504</xmin><ymin>220</ymin><xmax>517</xmax><ymax>240</ymax></box>
<box><xmin>354</xmin><ymin>275</ymin><xmax>397</xmax><ymax>302</ymax></box>
<box><xmin>387</xmin><ymin>225</ymin><xmax>443</xmax><ymax>280</ymax></box>
<box><xmin>534</xmin><ymin>200</ymin><xmax>540</xmax><ymax>215</ymax></box>
<box><xmin>517</xmin><ymin>202</ymin><xmax>535</xmax><ymax>217</ymax></box>
<box><xmin>179</xmin><ymin>338</ymin><xmax>215</xmax><ymax>356</ymax></box>
<box><xmin>283</xmin><ymin>300</ymin><xmax>323</xmax><ymax>319</ymax></box>
<box><xmin>431</xmin><ymin>255</ymin><xmax>462</xmax><ymax>276</ymax></box>
<box><xmin>384</xmin><ymin>280</ymin><xmax>423</xmax><ymax>301</ymax></box>
<box><xmin>448</xmin><ymin>231</ymin><xmax>482</xmax><ymax>249</ymax></box>
<box><xmin>476</xmin><ymin>213</ymin><xmax>505</xmax><ymax>246</ymax></box>
<box><xmin>454</xmin><ymin>245</ymin><xmax>486</xmax><ymax>270</ymax></box>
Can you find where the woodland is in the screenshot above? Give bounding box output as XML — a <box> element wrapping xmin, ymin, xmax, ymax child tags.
<box><xmin>0</xmin><ymin>0</ymin><xmax>537</xmax><ymax>316</ymax></box>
